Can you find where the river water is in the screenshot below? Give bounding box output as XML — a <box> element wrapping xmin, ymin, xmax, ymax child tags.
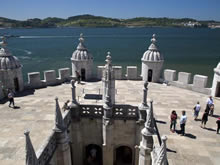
<box><xmin>0</xmin><ymin>27</ymin><xmax>220</xmax><ymax>87</ymax></box>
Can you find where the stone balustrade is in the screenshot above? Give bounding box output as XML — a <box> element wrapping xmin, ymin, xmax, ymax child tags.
<box><xmin>78</xmin><ymin>104</ymin><xmax>138</xmax><ymax>120</ymax></box>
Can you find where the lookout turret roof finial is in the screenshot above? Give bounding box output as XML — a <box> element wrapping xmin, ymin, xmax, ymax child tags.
<box><xmin>142</xmin><ymin>33</ymin><xmax>164</xmax><ymax>62</ymax></box>
<box><xmin>105</xmin><ymin>52</ymin><xmax>112</xmax><ymax>65</ymax></box>
<box><xmin>79</xmin><ymin>33</ymin><xmax>84</xmax><ymax>43</ymax></box>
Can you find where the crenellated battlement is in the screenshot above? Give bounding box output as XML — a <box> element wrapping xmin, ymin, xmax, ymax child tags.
<box><xmin>25</xmin><ymin>68</ymin><xmax>72</xmax><ymax>89</ymax></box>
<box><xmin>164</xmin><ymin>69</ymin><xmax>211</xmax><ymax>95</ymax></box>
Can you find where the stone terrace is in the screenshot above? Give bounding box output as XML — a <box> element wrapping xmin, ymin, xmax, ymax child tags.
<box><xmin>0</xmin><ymin>80</ymin><xmax>219</xmax><ymax>165</ymax></box>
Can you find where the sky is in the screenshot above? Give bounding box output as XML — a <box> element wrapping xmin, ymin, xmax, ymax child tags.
<box><xmin>1</xmin><ymin>0</ymin><xmax>220</xmax><ymax>21</ymax></box>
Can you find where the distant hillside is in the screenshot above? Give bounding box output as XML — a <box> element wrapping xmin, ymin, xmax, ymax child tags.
<box><xmin>0</xmin><ymin>14</ymin><xmax>219</xmax><ymax>28</ymax></box>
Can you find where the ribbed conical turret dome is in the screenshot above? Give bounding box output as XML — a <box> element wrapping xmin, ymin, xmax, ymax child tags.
<box><xmin>142</xmin><ymin>34</ymin><xmax>164</xmax><ymax>62</ymax></box>
<box><xmin>0</xmin><ymin>38</ymin><xmax>21</xmax><ymax>70</ymax></box>
<box><xmin>71</xmin><ymin>33</ymin><xmax>93</xmax><ymax>61</ymax></box>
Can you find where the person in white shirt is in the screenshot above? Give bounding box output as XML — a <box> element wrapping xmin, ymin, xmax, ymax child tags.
<box><xmin>180</xmin><ymin>111</ymin><xmax>187</xmax><ymax>136</ymax></box>
<box><xmin>193</xmin><ymin>101</ymin><xmax>201</xmax><ymax>120</ymax></box>
<box><xmin>206</xmin><ymin>96</ymin><xmax>214</xmax><ymax>115</ymax></box>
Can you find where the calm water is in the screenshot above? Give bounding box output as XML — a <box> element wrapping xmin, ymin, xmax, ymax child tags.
<box><xmin>0</xmin><ymin>27</ymin><xmax>220</xmax><ymax>87</ymax></box>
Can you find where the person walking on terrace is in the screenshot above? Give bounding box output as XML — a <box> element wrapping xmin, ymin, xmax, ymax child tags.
<box><xmin>193</xmin><ymin>101</ymin><xmax>201</xmax><ymax>120</ymax></box>
<box><xmin>170</xmin><ymin>110</ymin><xmax>177</xmax><ymax>133</ymax></box>
<box><xmin>201</xmin><ymin>109</ymin><xmax>209</xmax><ymax>128</ymax></box>
<box><xmin>180</xmin><ymin>111</ymin><xmax>187</xmax><ymax>136</ymax></box>
<box><xmin>206</xmin><ymin>96</ymin><xmax>214</xmax><ymax>115</ymax></box>
<box><xmin>8</xmin><ymin>90</ymin><xmax>15</xmax><ymax>108</ymax></box>
<box><xmin>216</xmin><ymin>117</ymin><xmax>220</xmax><ymax>134</ymax></box>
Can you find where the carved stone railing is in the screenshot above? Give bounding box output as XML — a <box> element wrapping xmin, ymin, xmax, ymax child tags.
<box><xmin>113</xmin><ymin>105</ymin><xmax>138</xmax><ymax>120</ymax></box>
<box><xmin>80</xmin><ymin>105</ymin><xmax>104</xmax><ymax>118</ymax></box>
<box><xmin>78</xmin><ymin>104</ymin><xmax>138</xmax><ymax>120</ymax></box>
<box><xmin>37</xmin><ymin>131</ymin><xmax>57</xmax><ymax>165</ymax></box>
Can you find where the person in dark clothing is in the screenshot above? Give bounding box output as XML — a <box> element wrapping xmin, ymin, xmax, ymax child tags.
<box><xmin>75</xmin><ymin>71</ymin><xmax>81</xmax><ymax>84</ymax></box>
<box><xmin>8</xmin><ymin>90</ymin><xmax>15</xmax><ymax>108</ymax></box>
<box><xmin>216</xmin><ymin>117</ymin><xmax>220</xmax><ymax>134</ymax></box>
<box><xmin>201</xmin><ymin>110</ymin><xmax>209</xmax><ymax>128</ymax></box>
<box><xmin>170</xmin><ymin>110</ymin><xmax>177</xmax><ymax>133</ymax></box>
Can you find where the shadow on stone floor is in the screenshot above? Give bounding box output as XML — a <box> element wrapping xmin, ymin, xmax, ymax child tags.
<box><xmin>15</xmin><ymin>89</ymin><xmax>35</xmax><ymax>97</ymax></box>
<box><xmin>0</xmin><ymin>98</ymin><xmax>8</xmax><ymax>104</ymax></box>
<box><xmin>155</xmin><ymin>119</ymin><xmax>167</xmax><ymax>124</ymax></box>
<box><xmin>203</xmin><ymin>127</ymin><xmax>216</xmax><ymax>132</ymax></box>
<box><xmin>212</xmin><ymin>114</ymin><xmax>220</xmax><ymax>118</ymax></box>
<box><xmin>184</xmin><ymin>133</ymin><xmax>197</xmax><ymax>139</ymax></box>
<box><xmin>175</xmin><ymin>130</ymin><xmax>197</xmax><ymax>139</ymax></box>
<box><xmin>167</xmin><ymin>148</ymin><xmax>177</xmax><ymax>153</ymax></box>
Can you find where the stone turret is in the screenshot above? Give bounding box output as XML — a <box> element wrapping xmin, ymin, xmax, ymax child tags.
<box><xmin>71</xmin><ymin>33</ymin><xmax>93</xmax><ymax>81</ymax></box>
<box><xmin>141</xmin><ymin>34</ymin><xmax>164</xmax><ymax>82</ymax></box>
<box><xmin>139</xmin><ymin>101</ymin><xmax>156</xmax><ymax>165</ymax></box>
<box><xmin>53</xmin><ymin>97</ymin><xmax>72</xmax><ymax>165</ymax></box>
<box><xmin>24</xmin><ymin>130</ymin><xmax>38</xmax><ymax>165</ymax></box>
<box><xmin>102</xmin><ymin>52</ymin><xmax>115</xmax><ymax>119</ymax></box>
<box><xmin>0</xmin><ymin>37</ymin><xmax>24</xmax><ymax>94</ymax></box>
<box><xmin>211</xmin><ymin>62</ymin><xmax>220</xmax><ymax>97</ymax></box>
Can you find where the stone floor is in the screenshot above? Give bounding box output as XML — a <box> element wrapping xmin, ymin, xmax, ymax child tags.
<box><xmin>0</xmin><ymin>80</ymin><xmax>219</xmax><ymax>165</ymax></box>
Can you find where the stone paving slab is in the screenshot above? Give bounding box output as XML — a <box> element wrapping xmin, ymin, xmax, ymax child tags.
<box><xmin>0</xmin><ymin>80</ymin><xmax>219</xmax><ymax>165</ymax></box>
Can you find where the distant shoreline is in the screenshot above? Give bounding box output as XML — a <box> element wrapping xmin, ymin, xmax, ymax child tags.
<box><xmin>1</xmin><ymin>14</ymin><xmax>219</xmax><ymax>29</ymax></box>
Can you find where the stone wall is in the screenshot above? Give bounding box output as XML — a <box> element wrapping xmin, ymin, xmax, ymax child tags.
<box><xmin>97</xmin><ymin>65</ymin><xmax>141</xmax><ymax>80</ymax></box>
<box><xmin>164</xmin><ymin>69</ymin><xmax>211</xmax><ymax>95</ymax></box>
<box><xmin>26</xmin><ymin>68</ymin><xmax>73</xmax><ymax>90</ymax></box>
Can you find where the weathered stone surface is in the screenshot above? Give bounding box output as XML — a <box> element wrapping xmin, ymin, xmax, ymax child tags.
<box><xmin>193</xmin><ymin>74</ymin><xmax>208</xmax><ymax>88</ymax></box>
<box><xmin>0</xmin><ymin>80</ymin><xmax>220</xmax><ymax>165</ymax></box>
<box><xmin>113</xmin><ymin>66</ymin><xmax>122</xmax><ymax>80</ymax></box>
<box><xmin>164</xmin><ymin>69</ymin><xmax>177</xmax><ymax>82</ymax></box>
<box><xmin>212</xmin><ymin>63</ymin><xmax>220</xmax><ymax>97</ymax></box>
<box><xmin>178</xmin><ymin>72</ymin><xmax>191</xmax><ymax>84</ymax></box>
<box><xmin>44</xmin><ymin>70</ymin><xmax>57</xmax><ymax>86</ymax></box>
<box><xmin>126</xmin><ymin>66</ymin><xmax>138</xmax><ymax>80</ymax></box>
<box><xmin>28</xmin><ymin>72</ymin><xmax>42</xmax><ymax>88</ymax></box>
<box><xmin>58</xmin><ymin>68</ymin><xmax>70</xmax><ymax>82</ymax></box>
<box><xmin>96</xmin><ymin>66</ymin><xmax>105</xmax><ymax>80</ymax></box>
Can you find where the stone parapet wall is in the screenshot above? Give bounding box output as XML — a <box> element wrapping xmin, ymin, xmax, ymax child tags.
<box><xmin>97</xmin><ymin>65</ymin><xmax>141</xmax><ymax>80</ymax></box>
<box><xmin>164</xmin><ymin>69</ymin><xmax>211</xmax><ymax>95</ymax></box>
<box><xmin>25</xmin><ymin>68</ymin><xmax>73</xmax><ymax>90</ymax></box>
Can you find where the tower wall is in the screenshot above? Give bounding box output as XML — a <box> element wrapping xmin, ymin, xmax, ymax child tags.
<box><xmin>71</xmin><ymin>60</ymin><xmax>93</xmax><ymax>80</ymax></box>
<box><xmin>0</xmin><ymin>67</ymin><xmax>24</xmax><ymax>93</ymax></box>
<box><xmin>141</xmin><ymin>61</ymin><xmax>163</xmax><ymax>82</ymax></box>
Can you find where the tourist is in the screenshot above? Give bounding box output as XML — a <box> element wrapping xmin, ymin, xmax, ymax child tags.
<box><xmin>180</xmin><ymin>111</ymin><xmax>187</xmax><ymax>136</ymax></box>
<box><xmin>193</xmin><ymin>101</ymin><xmax>201</xmax><ymax>120</ymax></box>
<box><xmin>201</xmin><ymin>110</ymin><xmax>209</xmax><ymax>128</ymax></box>
<box><xmin>216</xmin><ymin>117</ymin><xmax>220</xmax><ymax>134</ymax></box>
<box><xmin>206</xmin><ymin>96</ymin><xmax>214</xmax><ymax>115</ymax></box>
<box><xmin>75</xmin><ymin>71</ymin><xmax>81</xmax><ymax>84</ymax></box>
<box><xmin>209</xmin><ymin>104</ymin><xmax>214</xmax><ymax>116</ymax></box>
<box><xmin>8</xmin><ymin>90</ymin><xmax>15</xmax><ymax>108</ymax></box>
<box><xmin>170</xmin><ymin>110</ymin><xmax>177</xmax><ymax>133</ymax></box>
<box><xmin>62</xmin><ymin>100</ymin><xmax>70</xmax><ymax>111</ymax></box>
